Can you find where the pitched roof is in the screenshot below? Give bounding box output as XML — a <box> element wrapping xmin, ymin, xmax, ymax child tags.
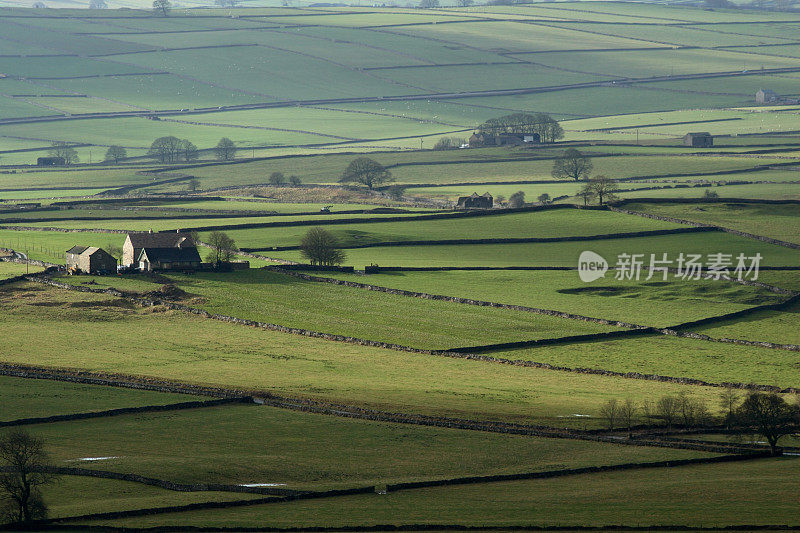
<box><xmin>138</xmin><ymin>247</ymin><xmax>201</xmax><ymax>264</ymax></box>
<box><xmin>66</xmin><ymin>245</ymin><xmax>88</xmax><ymax>255</ymax></box>
<box><xmin>127</xmin><ymin>232</ymin><xmax>190</xmax><ymax>249</ymax></box>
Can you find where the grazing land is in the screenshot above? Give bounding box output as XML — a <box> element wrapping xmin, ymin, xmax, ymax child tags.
<box><xmin>0</xmin><ymin>1</ymin><xmax>799</xmax><ymax>530</ymax></box>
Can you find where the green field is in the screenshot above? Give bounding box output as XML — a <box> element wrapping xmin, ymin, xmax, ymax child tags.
<box><xmin>623</xmin><ymin>202</ymin><xmax>800</xmax><ymax>244</ymax></box>
<box><xmin>57</xmin><ymin>270</ymin><xmax>619</xmax><ymax>350</ymax></box>
<box><xmin>266</xmin><ymin>231</ymin><xmax>800</xmax><ymax>268</ymax></box>
<box><xmin>0</xmin><ymin>375</ymin><xmax>196</xmax><ymax>421</ymax></box>
<box><xmin>2</xmin><ymin>3</ymin><xmax>800</xmax><ymax>529</ymax></box>
<box><xmin>88</xmin><ymin>458</ymin><xmax>800</xmax><ymax>528</ymax></box>
<box><xmin>322</xmin><ymin>270</ymin><xmax>784</xmax><ymax>327</ymax></box>
<box><xmin>0</xmin><ymin>282</ymin><xmax>726</xmax><ymax>425</ymax></box>
<box><xmin>24</xmin><ymin>404</ymin><xmax>709</xmax><ymax>490</ymax></box>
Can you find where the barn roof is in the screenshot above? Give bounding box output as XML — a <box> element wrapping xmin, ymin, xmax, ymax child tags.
<box><xmin>138</xmin><ymin>247</ymin><xmax>201</xmax><ymax>264</ymax></box>
<box><xmin>66</xmin><ymin>245</ymin><xmax>88</xmax><ymax>255</ymax></box>
<box><xmin>126</xmin><ymin>232</ymin><xmax>190</xmax><ymax>249</ymax></box>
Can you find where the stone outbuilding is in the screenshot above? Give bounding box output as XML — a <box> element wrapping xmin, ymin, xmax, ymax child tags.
<box><xmin>456</xmin><ymin>192</ymin><xmax>493</xmax><ymax>209</ymax></box>
<box><xmin>683</xmin><ymin>132</ymin><xmax>713</xmax><ymax>148</ymax></box>
<box><xmin>65</xmin><ymin>246</ymin><xmax>117</xmax><ymax>274</ymax></box>
<box><xmin>122</xmin><ymin>231</ymin><xmax>196</xmax><ymax>268</ymax></box>
<box><xmin>137</xmin><ymin>247</ymin><xmax>202</xmax><ymax>272</ymax></box>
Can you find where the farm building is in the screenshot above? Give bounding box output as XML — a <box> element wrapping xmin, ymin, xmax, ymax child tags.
<box><xmin>756</xmin><ymin>89</ymin><xmax>778</xmax><ymax>104</ymax></box>
<box><xmin>456</xmin><ymin>192</ymin><xmax>493</xmax><ymax>209</ymax></box>
<box><xmin>122</xmin><ymin>231</ymin><xmax>197</xmax><ymax>267</ymax></box>
<box><xmin>683</xmin><ymin>132</ymin><xmax>713</xmax><ymax>148</ymax></box>
<box><xmin>65</xmin><ymin>246</ymin><xmax>117</xmax><ymax>274</ymax></box>
<box><xmin>137</xmin><ymin>247</ymin><xmax>202</xmax><ymax>271</ymax></box>
<box><xmin>468</xmin><ymin>133</ymin><xmax>539</xmax><ymax>148</ymax></box>
<box><xmin>37</xmin><ymin>157</ymin><xmax>65</xmax><ymax>166</ymax></box>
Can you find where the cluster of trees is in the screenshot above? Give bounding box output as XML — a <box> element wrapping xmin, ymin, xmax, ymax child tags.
<box><xmin>433</xmin><ymin>137</ymin><xmax>467</xmax><ymax>151</ymax></box>
<box><xmin>48</xmin><ymin>142</ymin><xmax>78</xmax><ymax>166</ymax></box>
<box><xmin>300</xmin><ymin>227</ymin><xmax>346</xmax><ymax>266</ymax></box>
<box><xmin>205</xmin><ymin>231</ymin><xmax>239</xmax><ymax>269</ymax></box>
<box><xmin>147</xmin><ymin>136</ymin><xmax>198</xmax><ymax>164</ymax></box>
<box><xmin>600</xmin><ymin>390</ymin><xmax>799</xmax><ymax>456</ymax></box>
<box><xmin>551</xmin><ymin>148</ymin><xmax>619</xmax><ymax>206</ymax></box>
<box><xmin>145</xmin><ymin>137</ymin><xmax>236</xmax><ymax>164</ymax></box>
<box><xmin>268</xmin><ymin>172</ymin><xmax>302</xmax><ymax>187</ymax></box>
<box><xmin>478</xmin><ymin>113</ymin><xmax>564</xmax><ymax>143</ymax></box>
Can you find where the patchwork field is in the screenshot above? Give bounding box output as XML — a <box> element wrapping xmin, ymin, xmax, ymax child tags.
<box><xmin>1</xmin><ymin>2</ymin><xmax>799</xmax><ymax>530</ymax></box>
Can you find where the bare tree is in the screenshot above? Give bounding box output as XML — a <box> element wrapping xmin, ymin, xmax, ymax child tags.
<box><xmin>153</xmin><ymin>0</ymin><xmax>171</xmax><ymax>15</ymax></box>
<box><xmin>300</xmin><ymin>228</ymin><xmax>346</xmax><ymax>267</ymax></box>
<box><xmin>551</xmin><ymin>148</ymin><xmax>593</xmax><ymax>182</ymax></box>
<box><xmin>0</xmin><ymin>430</ymin><xmax>57</xmax><ymax>524</ymax></box>
<box><xmin>576</xmin><ymin>186</ymin><xmax>595</xmax><ymax>206</ymax></box>
<box><xmin>507</xmin><ymin>190</ymin><xmax>525</xmax><ymax>209</ymax></box>
<box><xmin>186</xmin><ymin>178</ymin><xmax>200</xmax><ymax>192</ymax></box>
<box><xmin>719</xmin><ymin>385</ymin><xmax>741</xmax><ymax>429</ymax></box>
<box><xmin>89</xmin><ymin>0</ymin><xmax>108</xmax><ymax>8</ymax></box>
<box><xmin>599</xmin><ymin>399</ymin><xmax>619</xmax><ymax>431</ymax></box>
<box><xmin>214</xmin><ymin>138</ymin><xmax>236</xmax><ymax>161</ymax></box>
<box><xmin>148</xmin><ymin>136</ymin><xmax>181</xmax><ymax>164</ymax></box>
<box><xmin>433</xmin><ymin>137</ymin><xmax>465</xmax><ymax>150</ymax></box>
<box><xmin>619</xmin><ymin>398</ymin><xmax>637</xmax><ymax>435</ymax></box>
<box><xmin>105</xmin><ymin>243</ymin><xmax>122</xmax><ymax>265</ymax></box>
<box><xmin>48</xmin><ymin>142</ymin><xmax>78</xmax><ymax>166</ymax></box>
<box><xmin>339</xmin><ymin>157</ymin><xmax>393</xmax><ymax>190</ymax></box>
<box><xmin>656</xmin><ymin>395</ymin><xmax>680</xmax><ymax>428</ymax></box>
<box><xmin>735</xmin><ymin>392</ymin><xmax>798</xmax><ymax>456</ymax></box>
<box><xmin>537</xmin><ymin>193</ymin><xmax>551</xmax><ymax>205</ymax></box>
<box><xmin>179</xmin><ymin>140</ymin><xmax>198</xmax><ymax>162</ymax></box>
<box><xmin>104</xmin><ymin>145</ymin><xmax>127</xmax><ymax>164</ymax></box>
<box><xmin>587</xmin><ymin>175</ymin><xmax>619</xmax><ymax>205</ymax></box>
<box><xmin>288</xmin><ymin>175</ymin><xmax>302</xmax><ymax>186</ymax></box>
<box><xmin>205</xmin><ymin>231</ymin><xmax>238</xmax><ymax>269</ymax></box>
<box><xmin>269</xmin><ymin>172</ymin><xmax>286</xmax><ymax>186</ymax></box>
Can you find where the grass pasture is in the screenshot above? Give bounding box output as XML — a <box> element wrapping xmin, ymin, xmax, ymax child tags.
<box><xmin>24</xmin><ymin>404</ymin><xmax>710</xmax><ymax>490</ymax></box>
<box><xmin>90</xmin><ymin>458</ymin><xmax>800</xmax><ymax>529</ymax></box>
<box><xmin>0</xmin><ymin>282</ymin><xmax>727</xmax><ymax>425</ymax></box>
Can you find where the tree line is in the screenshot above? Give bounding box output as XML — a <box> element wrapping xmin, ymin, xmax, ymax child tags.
<box><xmin>599</xmin><ymin>390</ymin><xmax>799</xmax><ymax>456</ymax></box>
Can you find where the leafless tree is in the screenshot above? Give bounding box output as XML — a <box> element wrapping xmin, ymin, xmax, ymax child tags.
<box><xmin>48</xmin><ymin>142</ymin><xmax>78</xmax><ymax>166</ymax></box>
<box><xmin>719</xmin><ymin>385</ymin><xmax>741</xmax><ymax>428</ymax></box>
<box><xmin>153</xmin><ymin>0</ymin><xmax>171</xmax><ymax>15</ymax></box>
<box><xmin>0</xmin><ymin>430</ymin><xmax>58</xmax><ymax>524</ymax></box>
<box><xmin>339</xmin><ymin>157</ymin><xmax>393</xmax><ymax>190</ymax></box>
<box><xmin>508</xmin><ymin>190</ymin><xmax>525</xmax><ymax>208</ymax></box>
<box><xmin>104</xmin><ymin>145</ymin><xmax>127</xmax><ymax>164</ymax></box>
<box><xmin>599</xmin><ymin>399</ymin><xmax>619</xmax><ymax>431</ymax></box>
<box><xmin>186</xmin><ymin>178</ymin><xmax>200</xmax><ymax>192</ymax></box>
<box><xmin>586</xmin><ymin>175</ymin><xmax>619</xmax><ymax>205</ymax></box>
<box><xmin>656</xmin><ymin>395</ymin><xmax>680</xmax><ymax>428</ymax></box>
<box><xmin>551</xmin><ymin>148</ymin><xmax>593</xmax><ymax>181</ymax></box>
<box><xmin>288</xmin><ymin>175</ymin><xmax>302</xmax><ymax>186</ymax></box>
<box><xmin>735</xmin><ymin>392</ymin><xmax>798</xmax><ymax>456</ymax></box>
<box><xmin>214</xmin><ymin>138</ymin><xmax>236</xmax><ymax>161</ymax></box>
<box><xmin>619</xmin><ymin>398</ymin><xmax>637</xmax><ymax>435</ymax></box>
<box><xmin>269</xmin><ymin>172</ymin><xmax>286</xmax><ymax>186</ymax></box>
<box><xmin>148</xmin><ymin>136</ymin><xmax>181</xmax><ymax>164</ymax></box>
<box><xmin>179</xmin><ymin>140</ymin><xmax>198</xmax><ymax>162</ymax></box>
<box><xmin>205</xmin><ymin>231</ymin><xmax>238</xmax><ymax>268</ymax></box>
<box><xmin>300</xmin><ymin>228</ymin><xmax>346</xmax><ymax>267</ymax></box>
<box><xmin>576</xmin><ymin>186</ymin><xmax>595</xmax><ymax>206</ymax></box>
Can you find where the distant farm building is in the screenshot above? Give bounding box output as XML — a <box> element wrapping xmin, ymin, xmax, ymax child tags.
<box><xmin>37</xmin><ymin>157</ymin><xmax>65</xmax><ymax>166</ymax></box>
<box><xmin>122</xmin><ymin>231</ymin><xmax>197</xmax><ymax>268</ymax></box>
<box><xmin>65</xmin><ymin>246</ymin><xmax>117</xmax><ymax>274</ymax></box>
<box><xmin>456</xmin><ymin>192</ymin><xmax>493</xmax><ymax>209</ymax></box>
<box><xmin>468</xmin><ymin>133</ymin><xmax>539</xmax><ymax>148</ymax></box>
<box><xmin>137</xmin><ymin>247</ymin><xmax>202</xmax><ymax>272</ymax></box>
<box><xmin>683</xmin><ymin>132</ymin><xmax>713</xmax><ymax>148</ymax></box>
<box><xmin>755</xmin><ymin>89</ymin><xmax>799</xmax><ymax>105</ymax></box>
<box><xmin>756</xmin><ymin>89</ymin><xmax>778</xmax><ymax>104</ymax></box>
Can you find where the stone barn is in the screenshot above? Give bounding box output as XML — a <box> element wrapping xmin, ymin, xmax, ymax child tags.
<box><xmin>756</xmin><ymin>89</ymin><xmax>778</xmax><ymax>104</ymax></box>
<box><xmin>65</xmin><ymin>246</ymin><xmax>117</xmax><ymax>274</ymax></box>
<box><xmin>683</xmin><ymin>132</ymin><xmax>713</xmax><ymax>148</ymax></box>
<box><xmin>122</xmin><ymin>231</ymin><xmax>197</xmax><ymax>268</ymax></box>
<box><xmin>456</xmin><ymin>192</ymin><xmax>493</xmax><ymax>209</ymax></box>
<box><xmin>137</xmin><ymin>247</ymin><xmax>202</xmax><ymax>272</ymax></box>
